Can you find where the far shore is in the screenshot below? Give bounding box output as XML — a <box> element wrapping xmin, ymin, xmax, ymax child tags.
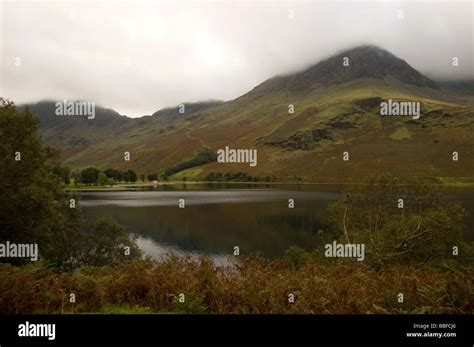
<box><xmin>64</xmin><ymin>179</ymin><xmax>474</xmax><ymax>192</ymax></box>
<box><xmin>64</xmin><ymin>181</ymin><xmax>347</xmax><ymax>192</ymax></box>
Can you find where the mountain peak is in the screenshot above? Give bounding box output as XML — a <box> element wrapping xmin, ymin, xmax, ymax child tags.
<box><xmin>251</xmin><ymin>45</ymin><xmax>438</xmax><ymax>94</ymax></box>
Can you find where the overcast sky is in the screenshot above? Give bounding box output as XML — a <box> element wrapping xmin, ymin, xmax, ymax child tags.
<box><xmin>1</xmin><ymin>0</ymin><xmax>472</xmax><ymax>117</ymax></box>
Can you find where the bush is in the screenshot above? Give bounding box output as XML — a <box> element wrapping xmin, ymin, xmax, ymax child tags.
<box><xmin>78</xmin><ymin>219</ymin><xmax>142</xmax><ymax>267</ymax></box>
<box><xmin>327</xmin><ymin>175</ymin><xmax>472</xmax><ymax>266</ymax></box>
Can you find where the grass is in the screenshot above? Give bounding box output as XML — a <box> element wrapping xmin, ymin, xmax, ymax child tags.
<box><xmin>171</xmin><ymin>167</ymin><xmax>203</xmax><ymax>180</ymax></box>
<box><xmin>390</xmin><ymin>126</ymin><xmax>411</xmax><ymax>140</ymax></box>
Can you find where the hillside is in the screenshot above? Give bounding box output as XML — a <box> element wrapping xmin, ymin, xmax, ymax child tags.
<box><xmin>24</xmin><ymin>45</ymin><xmax>474</xmax><ymax>182</ymax></box>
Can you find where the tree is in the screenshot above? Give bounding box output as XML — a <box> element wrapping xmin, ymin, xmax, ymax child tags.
<box><xmin>106</xmin><ymin>177</ymin><xmax>115</xmax><ymax>187</ymax></box>
<box><xmin>0</xmin><ymin>99</ymin><xmax>83</xmax><ymax>267</ymax></box>
<box><xmin>52</xmin><ymin>164</ymin><xmax>71</xmax><ymax>185</ymax></box>
<box><xmin>147</xmin><ymin>173</ymin><xmax>158</xmax><ymax>181</ymax></box>
<box><xmin>104</xmin><ymin>168</ymin><xmax>117</xmax><ymax>179</ymax></box>
<box><xmin>81</xmin><ymin>167</ymin><xmax>100</xmax><ymax>185</ymax></box>
<box><xmin>115</xmin><ymin>171</ymin><xmax>123</xmax><ymax>182</ymax></box>
<box><xmin>121</xmin><ymin>170</ymin><xmax>131</xmax><ymax>183</ymax></box>
<box><xmin>97</xmin><ymin>172</ymin><xmax>108</xmax><ymax>186</ymax></box>
<box><xmin>71</xmin><ymin>170</ymin><xmax>82</xmax><ymax>186</ymax></box>
<box><xmin>63</xmin><ymin>167</ymin><xmax>71</xmax><ymax>185</ymax></box>
<box><xmin>127</xmin><ymin>170</ymin><xmax>137</xmax><ymax>183</ymax></box>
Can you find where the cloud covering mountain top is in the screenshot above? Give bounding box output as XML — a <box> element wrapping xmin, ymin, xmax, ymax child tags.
<box><xmin>1</xmin><ymin>0</ymin><xmax>472</xmax><ymax>117</ymax></box>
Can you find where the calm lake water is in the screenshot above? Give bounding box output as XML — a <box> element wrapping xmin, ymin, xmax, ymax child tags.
<box><xmin>79</xmin><ymin>184</ymin><xmax>474</xmax><ymax>264</ymax></box>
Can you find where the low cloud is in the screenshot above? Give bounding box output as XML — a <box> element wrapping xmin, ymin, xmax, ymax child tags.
<box><xmin>1</xmin><ymin>0</ymin><xmax>472</xmax><ymax>117</ymax></box>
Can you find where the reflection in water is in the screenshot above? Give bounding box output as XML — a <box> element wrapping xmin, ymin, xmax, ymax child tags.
<box><xmin>135</xmin><ymin>237</ymin><xmax>232</xmax><ymax>267</ymax></box>
<box><xmin>79</xmin><ymin>185</ymin><xmax>474</xmax><ymax>263</ymax></box>
<box><xmin>80</xmin><ymin>188</ymin><xmax>338</xmax><ymax>261</ymax></box>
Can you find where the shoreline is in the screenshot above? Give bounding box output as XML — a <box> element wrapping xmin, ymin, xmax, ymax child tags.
<box><xmin>64</xmin><ymin>179</ymin><xmax>474</xmax><ymax>192</ymax></box>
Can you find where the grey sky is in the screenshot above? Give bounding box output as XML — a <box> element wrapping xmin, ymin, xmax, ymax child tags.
<box><xmin>1</xmin><ymin>0</ymin><xmax>472</xmax><ymax>117</ymax></box>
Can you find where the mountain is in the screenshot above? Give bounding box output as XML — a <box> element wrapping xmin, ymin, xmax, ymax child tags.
<box><xmin>249</xmin><ymin>45</ymin><xmax>439</xmax><ymax>96</ymax></box>
<box><xmin>24</xmin><ymin>45</ymin><xmax>474</xmax><ymax>182</ymax></box>
<box><xmin>19</xmin><ymin>101</ymin><xmax>132</xmax><ymax>149</ymax></box>
<box><xmin>22</xmin><ymin>100</ymin><xmax>130</xmax><ymax>128</ymax></box>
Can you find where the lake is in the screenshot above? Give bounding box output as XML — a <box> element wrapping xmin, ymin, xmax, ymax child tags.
<box><xmin>79</xmin><ymin>184</ymin><xmax>474</xmax><ymax>264</ymax></box>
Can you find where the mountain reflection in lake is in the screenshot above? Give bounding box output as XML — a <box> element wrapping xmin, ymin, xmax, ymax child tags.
<box><xmin>79</xmin><ymin>186</ymin><xmax>339</xmax><ymax>264</ymax></box>
<box><xmin>79</xmin><ymin>184</ymin><xmax>474</xmax><ymax>265</ymax></box>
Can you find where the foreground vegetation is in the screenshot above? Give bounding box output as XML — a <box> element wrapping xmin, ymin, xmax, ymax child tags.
<box><xmin>0</xmin><ymin>255</ymin><xmax>472</xmax><ymax>314</ymax></box>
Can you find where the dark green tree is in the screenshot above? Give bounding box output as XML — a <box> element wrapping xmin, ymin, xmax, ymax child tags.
<box><xmin>0</xmin><ymin>99</ymin><xmax>82</xmax><ymax>267</ymax></box>
<box><xmin>104</xmin><ymin>168</ymin><xmax>117</xmax><ymax>179</ymax></box>
<box><xmin>127</xmin><ymin>170</ymin><xmax>137</xmax><ymax>183</ymax></box>
<box><xmin>147</xmin><ymin>173</ymin><xmax>158</xmax><ymax>181</ymax></box>
<box><xmin>81</xmin><ymin>167</ymin><xmax>100</xmax><ymax>185</ymax></box>
<box><xmin>121</xmin><ymin>170</ymin><xmax>131</xmax><ymax>183</ymax></box>
<box><xmin>52</xmin><ymin>164</ymin><xmax>71</xmax><ymax>185</ymax></box>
